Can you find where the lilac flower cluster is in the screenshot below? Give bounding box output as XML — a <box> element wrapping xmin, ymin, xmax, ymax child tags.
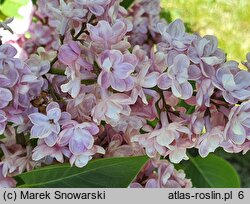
<box><xmin>1</xmin><ymin>0</ymin><xmax>250</xmax><ymax>188</ymax></box>
<box><xmin>130</xmin><ymin>159</ymin><xmax>192</xmax><ymax>188</ymax></box>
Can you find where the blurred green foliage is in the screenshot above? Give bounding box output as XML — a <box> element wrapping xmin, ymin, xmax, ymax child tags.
<box><xmin>0</xmin><ymin>0</ymin><xmax>29</xmax><ymax>20</ymax></box>
<box><xmin>1</xmin><ymin>0</ymin><xmax>249</xmax><ymax>64</ymax></box>
<box><xmin>161</xmin><ymin>0</ymin><xmax>250</xmax><ymax>63</ymax></box>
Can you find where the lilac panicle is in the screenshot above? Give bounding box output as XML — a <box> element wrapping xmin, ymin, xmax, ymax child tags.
<box><xmin>2</xmin><ymin>0</ymin><xmax>250</xmax><ymax>189</ymax></box>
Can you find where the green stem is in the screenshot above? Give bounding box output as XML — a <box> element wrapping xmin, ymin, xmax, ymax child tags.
<box><xmin>73</xmin><ymin>15</ymin><xmax>95</xmax><ymax>40</ymax></box>
<box><xmin>49</xmin><ymin>67</ymin><xmax>65</xmax><ymax>75</ymax></box>
<box><xmin>73</xmin><ymin>23</ymin><xmax>86</xmax><ymax>40</ymax></box>
<box><xmin>81</xmin><ymin>79</ymin><xmax>96</xmax><ymax>85</ymax></box>
<box><xmin>16</xmin><ymin>133</ymin><xmax>27</xmax><ymax>147</ymax></box>
<box><xmin>48</xmin><ymin>68</ymin><xmax>96</xmax><ymax>85</ymax></box>
<box><xmin>50</xmin><ymin>56</ymin><xmax>58</xmax><ymax>67</ymax></box>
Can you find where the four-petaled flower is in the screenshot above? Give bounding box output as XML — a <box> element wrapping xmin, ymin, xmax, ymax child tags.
<box><xmin>157</xmin><ymin>19</ymin><xmax>195</xmax><ymax>52</ymax></box>
<box><xmin>28</xmin><ymin>102</ymin><xmax>62</xmax><ymax>147</ymax></box>
<box><xmin>59</xmin><ymin>121</ymin><xmax>99</xmax><ymax>155</ymax></box>
<box><xmin>213</xmin><ymin>61</ymin><xmax>250</xmax><ymax>104</ymax></box>
<box><xmin>97</xmin><ymin>50</ymin><xmax>137</xmax><ymax>92</ymax></box>
<box><xmin>158</xmin><ymin>54</ymin><xmax>194</xmax><ymax>100</ymax></box>
<box><xmin>87</xmin><ymin>20</ymin><xmax>128</xmax><ymax>51</ymax></box>
<box><xmin>224</xmin><ymin>101</ymin><xmax>250</xmax><ymax>145</ymax></box>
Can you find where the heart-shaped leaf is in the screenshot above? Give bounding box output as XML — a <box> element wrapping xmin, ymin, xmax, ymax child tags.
<box><xmin>183</xmin><ymin>154</ymin><xmax>240</xmax><ymax>188</ymax></box>
<box><xmin>16</xmin><ymin>156</ymin><xmax>148</xmax><ymax>188</ymax></box>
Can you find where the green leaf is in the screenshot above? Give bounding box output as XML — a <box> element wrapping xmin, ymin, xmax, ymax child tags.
<box><xmin>0</xmin><ymin>134</ymin><xmax>5</xmax><ymax>140</ymax></box>
<box><xmin>183</xmin><ymin>154</ymin><xmax>241</xmax><ymax>188</ymax></box>
<box><xmin>177</xmin><ymin>99</ymin><xmax>196</xmax><ymax>114</ymax></box>
<box><xmin>0</xmin><ymin>0</ymin><xmax>29</xmax><ymax>18</ymax></box>
<box><xmin>177</xmin><ymin>99</ymin><xmax>190</xmax><ymax>109</ymax></box>
<box><xmin>186</xmin><ymin>105</ymin><xmax>195</xmax><ymax>114</ymax></box>
<box><xmin>120</xmin><ymin>0</ymin><xmax>134</xmax><ymax>9</ymax></box>
<box><xmin>147</xmin><ymin>118</ymin><xmax>159</xmax><ymax>128</ymax></box>
<box><xmin>189</xmin><ymin>80</ymin><xmax>196</xmax><ymax>90</ymax></box>
<box><xmin>0</xmin><ymin>10</ymin><xmax>7</xmax><ymax>21</ymax></box>
<box><xmin>31</xmin><ymin>0</ymin><xmax>37</xmax><ymax>5</ymax></box>
<box><xmin>160</xmin><ymin>9</ymin><xmax>172</xmax><ymax>22</ymax></box>
<box><xmin>16</xmin><ymin>156</ymin><xmax>148</xmax><ymax>188</ymax></box>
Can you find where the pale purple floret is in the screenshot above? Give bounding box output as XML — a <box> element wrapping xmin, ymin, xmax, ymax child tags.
<box><xmin>28</xmin><ymin>102</ymin><xmax>62</xmax><ymax>146</ymax></box>
<box><xmin>188</xmin><ymin>35</ymin><xmax>225</xmax><ymax>77</ymax></box>
<box><xmin>47</xmin><ymin>0</ymin><xmax>87</xmax><ymax>35</ymax></box>
<box><xmin>87</xmin><ymin>20</ymin><xmax>126</xmax><ymax>44</ymax></box>
<box><xmin>0</xmin><ymin>44</ymin><xmax>20</xmax><ymax>88</ymax></box>
<box><xmin>224</xmin><ymin>101</ymin><xmax>250</xmax><ymax>145</ymax></box>
<box><xmin>59</xmin><ymin>121</ymin><xmax>99</xmax><ymax>155</ymax></box>
<box><xmin>0</xmin><ymin>66</ymin><xmax>19</xmax><ymax>88</ymax></box>
<box><xmin>58</xmin><ymin>41</ymin><xmax>92</xmax><ymax>69</ymax></box>
<box><xmin>0</xmin><ymin>111</ymin><xmax>7</xmax><ymax>135</ymax></box>
<box><xmin>69</xmin><ymin>145</ymin><xmax>105</xmax><ymax>168</ymax></box>
<box><xmin>97</xmin><ymin>50</ymin><xmax>137</xmax><ymax>92</ymax></box>
<box><xmin>0</xmin><ymin>144</ymin><xmax>25</xmax><ymax>177</ymax></box>
<box><xmin>195</xmin><ymin>109</ymin><xmax>226</xmax><ymax>157</ymax></box>
<box><xmin>29</xmin><ymin>23</ymin><xmax>53</xmax><ymax>45</ymax></box>
<box><xmin>75</xmin><ymin>0</ymin><xmax>110</xmax><ymax>16</ymax></box>
<box><xmin>213</xmin><ymin>61</ymin><xmax>250</xmax><ymax>104</ymax></box>
<box><xmin>196</xmin><ymin>78</ymin><xmax>214</xmax><ymax>107</ymax></box>
<box><xmin>131</xmin><ymin>46</ymin><xmax>159</xmax><ymax>104</ymax></box>
<box><xmin>158</xmin><ymin>54</ymin><xmax>194</xmax><ymax>99</ymax></box>
<box><xmin>91</xmin><ymin>90</ymin><xmax>133</xmax><ymax>126</ymax></box>
<box><xmin>26</xmin><ymin>55</ymin><xmax>50</xmax><ymax>77</ymax></box>
<box><xmin>132</xmin><ymin>112</ymin><xmax>192</xmax><ymax>163</ymax></box>
<box><xmin>58</xmin><ymin>41</ymin><xmax>93</xmax><ymax>98</ymax></box>
<box><xmin>58</xmin><ymin>120</ymin><xmax>105</xmax><ymax>167</ymax></box>
<box><xmin>131</xmin><ymin>159</ymin><xmax>192</xmax><ymax>188</ymax></box>
<box><xmin>32</xmin><ymin>139</ymin><xmax>71</xmax><ymax>163</ymax></box>
<box><xmin>0</xmin><ymin>44</ymin><xmax>22</xmax><ymax>70</ymax></box>
<box><xmin>198</xmin><ymin>126</ymin><xmax>224</xmax><ymax>157</ymax></box>
<box><xmin>66</xmin><ymin>91</ymin><xmax>96</xmax><ymax>122</ymax></box>
<box><xmin>0</xmin><ymin>88</ymin><xmax>12</xmax><ymax>109</ymax></box>
<box><xmin>11</xmin><ymin>66</ymin><xmax>41</xmax><ymax>110</ymax></box>
<box><xmin>157</xmin><ymin>19</ymin><xmax>195</xmax><ymax>52</ymax></box>
<box><xmin>58</xmin><ymin>42</ymin><xmax>81</xmax><ymax>66</ymax></box>
<box><xmin>0</xmin><ymin>164</ymin><xmax>16</xmax><ymax>188</ymax></box>
<box><xmin>87</xmin><ymin>20</ymin><xmax>128</xmax><ymax>51</ymax></box>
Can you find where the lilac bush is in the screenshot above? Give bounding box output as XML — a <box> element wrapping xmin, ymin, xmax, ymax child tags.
<box><xmin>0</xmin><ymin>0</ymin><xmax>249</xmax><ymax>188</ymax></box>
